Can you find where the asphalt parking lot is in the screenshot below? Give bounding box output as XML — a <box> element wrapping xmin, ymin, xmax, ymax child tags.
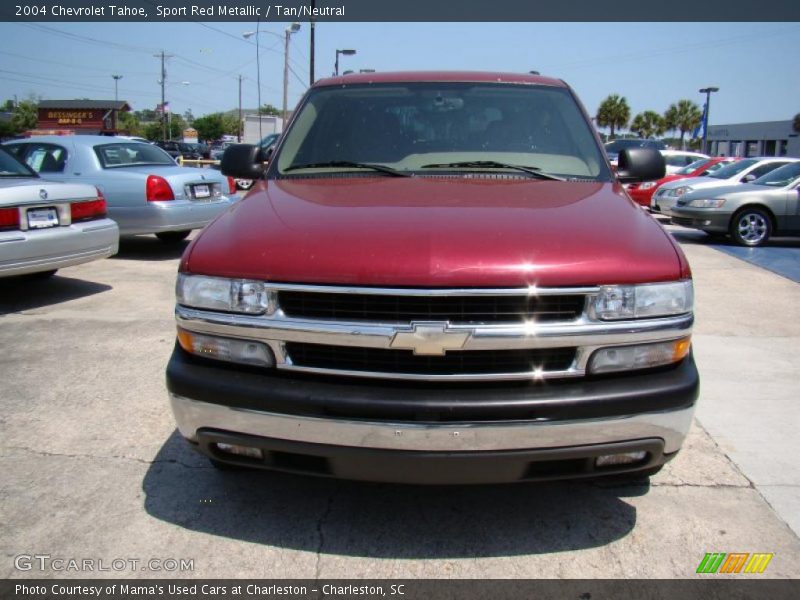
<box><xmin>2</xmin><ymin>224</ymin><xmax>799</xmax><ymax>579</ymax></box>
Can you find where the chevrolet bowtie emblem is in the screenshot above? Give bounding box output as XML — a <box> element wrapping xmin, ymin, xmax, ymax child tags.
<box><xmin>389</xmin><ymin>322</ymin><xmax>470</xmax><ymax>356</ymax></box>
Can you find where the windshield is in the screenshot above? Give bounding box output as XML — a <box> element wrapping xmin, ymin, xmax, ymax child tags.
<box><xmin>276</xmin><ymin>82</ymin><xmax>609</xmax><ymax>180</ymax></box>
<box><xmin>752</xmin><ymin>161</ymin><xmax>800</xmax><ymax>187</ymax></box>
<box><xmin>675</xmin><ymin>158</ymin><xmax>711</xmax><ymax>175</ymax></box>
<box><xmin>604</xmin><ymin>139</ymin><xmax>665</xmax><ymax>153</ymax></box>
<box><xmin>94</xmin><ymin>143</ymin><xmax>175</xmax><ymax>168</ymax></box>
<box><xmin>709</xmin><ymin>158</ymin><xmax>758</xmax><ymax>179</ymax></box>
<box><xmin>0</xmin><ymin>147</ymin><xmax>37</xmax><ymax>177</ymax></box>
<box><xmin>259</xmin><ymin>134</ymin><xmax>279</xmax><ymax>147</ymax></box>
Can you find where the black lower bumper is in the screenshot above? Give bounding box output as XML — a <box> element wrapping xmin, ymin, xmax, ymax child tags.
<box><xmin>166</xmin><ymin>345</ymin><xmax>699</xmax><ymax>423</ymax></box>
<box><xmin>197</xmin><ymin>430</ymin><xmax>674</xmax><ymax>484</ymax></box>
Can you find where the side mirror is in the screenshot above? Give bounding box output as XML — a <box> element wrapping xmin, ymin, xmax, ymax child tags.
<box><xmin>742</xmin><ymin>173</ymin><xmax>757</xmax><ymax>183</ymax></box>
<box><xmin>616</xmin><ymin>148</ymin><xmax>665</xmax><ymax>183</ymax></box>
<box><xmin>220</xmin><ymin>144</ymin><xmax>269</xmax><ymax>180</ymax></box>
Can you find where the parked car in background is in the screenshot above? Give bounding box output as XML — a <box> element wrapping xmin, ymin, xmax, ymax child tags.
<box><xmin>154</xmin><ymin>140</ymin><xmax>183</xmax><ymax>159</ymax></box>
<box><xmin>210</xmin><ymin>142</ymin><xmax>235</xmax><ymax>161</ymax></box>
<box><xmin>0</xmin><ymin>146</ymin><xmax>118</xmax><ymax>278</ymax></box>
<box><xmin>605</xmin><ymin>138</ymin><xmax>666</xmax><ymax>166</ymax></box>
<box><xmin>651</xmin><ymin>157</ymin><xmax>797</xmax><ymax>216</ymax></box>
<box><xmin>627</xmin><ymin>157</ymin><xmax>737</xmax><ymax>208</ymax></box>
<box><xmin>670</xmin><ymin>161</ymin><xmax>800</xmax><ymax>246</ymax></box>
<box><xmin>4</xmin><ymin>136</ymin><xmax>240</xmax><ymax>243</ymax></box>
<box><xmin>660</xmin><ymin>150</ymin><xmax>709</xmax><ymax>174</ymax></box>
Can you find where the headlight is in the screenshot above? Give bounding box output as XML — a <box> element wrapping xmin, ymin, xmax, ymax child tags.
<box><xmin>640</xmin><ymin>181</ymin><xmax>656</xmax><ymax>190</ymax></box>
<box><xmin>667</xmin><ymin>186</ymin><xmax>692</xmax><ymax>197</ymax></box>
<box><xmin>176</xmin><ymin>274</ymin><xmax>274</xmax><ymax>314</ymax></box>
<box><xmin>687</xmin><ymin>198</ymin><xmax>726</xmax><ymax>208</ymax></box>
<box><xmin>589</xmin><ymin>337</ymin><xmax>691</xmax><ymax>374</ymax></box>
<box><xmin>594</xmin><ymin>280</ymin><xmax>693</xmax><ymax>320</ymax></box>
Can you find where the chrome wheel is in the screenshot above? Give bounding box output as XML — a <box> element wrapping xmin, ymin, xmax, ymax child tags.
<box><xmin>732</xmin><ymin>209</ymin><xmax>770</xmax><ymax>247</ymax></box>
<box><xmin>235</xmin><ymin>178</ymin><xmax>254</xmax><ymax>190</ymax></box>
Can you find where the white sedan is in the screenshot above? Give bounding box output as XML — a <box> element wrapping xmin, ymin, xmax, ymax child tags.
<box><xmin>0</xmin><ymin>147</ymin><xmax>118</xmax><ymax>278</ymax></box>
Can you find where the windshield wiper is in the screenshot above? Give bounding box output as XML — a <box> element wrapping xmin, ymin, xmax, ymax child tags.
<box><xmin>284</xmin><ymin>160</ymin><xmax>411</xmax><ymax>177</ymax></box>
<box><xmin>421</xmin><ymin>160</ymin><xmax>565</xmax><ymax>181</ymax></box>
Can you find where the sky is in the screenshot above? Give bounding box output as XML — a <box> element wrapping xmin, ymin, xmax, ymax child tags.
<box><xmin>1</xmin><ymin>21</ymin><xmax>799</xmax><ymax>129</ymax></box>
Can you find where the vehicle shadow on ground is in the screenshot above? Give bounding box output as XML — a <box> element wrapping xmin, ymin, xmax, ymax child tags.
<box><xmin>143</xmin><ymin>431</ymin><xmax>646</xmax><ymax>559</ymax></box>
<box><xmin>0</xmin><ymin>273</ymin><xmax>112</xmax><ymax>314</ymax></box>
<box><xmin>112</xmin><ymin>235</ymin><xmax>191</xmax><ymax>262</ymax></box>
<box><xmin>668</xmin><ymin>227</ymin><xmax>800</xmax><ymax>249</ymax></box>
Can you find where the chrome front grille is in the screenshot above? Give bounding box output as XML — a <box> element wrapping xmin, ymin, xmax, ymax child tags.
<box><xmin>278</xmin><ymin>290</ymin><xmax>586</xmax><ymax>324</ymax></box>
<box><xmin>176</xmin><ymin>283</ymin><xmax>694</xmax><ymax>382</ymax></box>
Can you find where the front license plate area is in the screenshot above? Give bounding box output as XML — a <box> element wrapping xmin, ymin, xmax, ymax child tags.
<box><xmin>27</xmin><ymin>207</ymin><xmax>59</xmax><ymax>229</ymax></box>
<box><xmin>192</xmin><ymin>184</ymin><xmax>210</xmax><ymax>199</ymax></box>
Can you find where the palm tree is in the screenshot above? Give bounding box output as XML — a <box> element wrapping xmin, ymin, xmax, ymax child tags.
<box><xmin>664</xmin><ymin>100</ymin><xmax>702</xmax><ymax>150</ymax></box>
<box><xmin>596</xmin><ymin>94</ymin><xmax>631</xmax><ymax>140</ymax></box>
<box><xmin>630</xmin><ymin>111</ymin><xmax>666</xmax><ymax>139</ymax></box>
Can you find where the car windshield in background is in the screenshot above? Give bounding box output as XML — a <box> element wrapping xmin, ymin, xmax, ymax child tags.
<box><xmin>604</xmin><ymin>139</ymin><xmax>665</xmax><ymax>153</ymax></box>
<box><xmin>675</xmin><ymin>158</ymin><xmax>710</xmax><ymax>175</ymax></box>
<box><xmin>259</xmin><ymin>134</ymin><xmax>280</xmax><ymax>147</ymax></box>
<box><xmin>708</xmin><ymin>158</ymin><xmax>758</xmax><ymax>179</ymax></box>
<box><xmin>0</xmin><ymin>147</ymin><xmax>37</xmax><ymax>177</ymax></box>
<box><xmin>276</xmin><ymin>82</ymin><xmax>610</xmax><ymax>180</ymax></box>
<box><xmin>752</xmin><ymin>161</ymin><xmax>800</xmax><ymax>187</ymax></box>
<box><xmin>94</xmin><ymin>143</ymin><xmax>175</xmax><ymax>168</ymax></box>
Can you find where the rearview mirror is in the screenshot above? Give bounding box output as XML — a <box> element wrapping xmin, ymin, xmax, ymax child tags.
<box><xmin>616</xmin><ymin>148</ymin><xmax>666</xmax><ymax>183</ymax></box>
<box><xmin>220</xmin><ymin>144</ymin><xmax>269</xmax><ymax>180</ymax></box>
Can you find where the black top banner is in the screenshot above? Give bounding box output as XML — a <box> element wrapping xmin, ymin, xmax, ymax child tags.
<box><xmin>1</xmin><ymin>0</ymin><xmax>799</xmax><ymax>22</ymax></box>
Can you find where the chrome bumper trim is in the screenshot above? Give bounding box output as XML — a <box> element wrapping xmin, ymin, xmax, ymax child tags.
<box><xmin>170</xmin><ymin>393</ymin><xmax>694</xmax><ymax>454</ymax></box>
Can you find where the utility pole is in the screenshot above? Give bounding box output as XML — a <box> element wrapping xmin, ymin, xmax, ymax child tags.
<box><xmin>154</xmin><ymin>50</ymin><xmax>173</xmax><ymax>141</ymax></box>
<box><xmin>283</xmin><ymin>24</ymin><xmax>300</xmax><ymax>124</ymax></box>
<box><xmin>238</xmin><ymin>75</ymin><xmax>243</xmax><ymax>142</ymax></box>
<box><xmin>309</xmin><ymin>0</ymin><xmax>316</xmax><ymax>85</ymax></box>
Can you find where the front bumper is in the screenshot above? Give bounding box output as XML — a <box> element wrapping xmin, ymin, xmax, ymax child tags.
<box><xmin>0</xmin><ymin>219</ymin><xmax>118</xmax><ymax>277</ymax></box>
<box><xmin>670</xmin><ymin>208</ymin><xmax>732</xmax><ymax>233</ymax></box>
<box><xmin>167</xmin><ymin>346</ymin><xmax>699</xmax><ymax>483</ymax></box>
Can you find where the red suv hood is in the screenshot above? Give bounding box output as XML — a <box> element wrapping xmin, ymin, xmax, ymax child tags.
<box><xmin>183</xmin><ymin>177</ymin><xmax>685</xmax><ymax>287</ymax></box>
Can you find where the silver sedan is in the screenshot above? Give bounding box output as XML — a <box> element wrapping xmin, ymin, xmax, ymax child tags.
<box><xmin>0</xmin><ymin>147</ymin><xmax>118</xmax><ymax>278</ymax></box>
<box><xmin>4</xmin><ymin>136</ymin><xmax>239</xmax><ymax>243</ymax></box>
<box><xmin>670</xmin><ymin>162</ymin><xmax>800</xmax><ymax>246</ymax></box>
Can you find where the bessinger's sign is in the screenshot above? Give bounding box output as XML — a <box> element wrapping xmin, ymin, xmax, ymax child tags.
<box><xmin>38</xmin><ymin>109</ymin><xmax>105</xmax><ymax>128</ymax></box>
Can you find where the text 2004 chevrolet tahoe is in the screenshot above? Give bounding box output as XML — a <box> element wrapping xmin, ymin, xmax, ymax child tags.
<box><xmin>166</xmin><ymin>72</ymin><xmax>698</xmax><ymax>484</ymax></box>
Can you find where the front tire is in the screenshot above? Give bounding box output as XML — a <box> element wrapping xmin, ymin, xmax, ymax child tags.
<box><xmin>730</xmin><ymin>208</ymin><xmax>771</xmax><ymax>247</ymax></box>
<box><xmin>155</xmin><ymin>230</ymin><xmax>191</xmax><ymax>244</ymax></box>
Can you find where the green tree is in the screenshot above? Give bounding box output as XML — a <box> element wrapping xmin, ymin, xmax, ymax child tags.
<box><xmin>259</xmin><ymin>104</ymin><xmax>280</xmax><ymax>116</ymax></box>
<box><xmin>630</xmin><ymin>111</ymin><xmax>666</xmax><ymax>139</ymax></box>
<box><xmin>183</xmin><ymin>109</ymin><xmax>195</xmax><ymax>125</ymax></box>
<box><xmin>595</xmin><ymin>94</ymin><xmax>631</xmax><ymax>140</ymax></box>
<box><xmin>664</xmin><ymin>100</ymin><xmax>702</xmax><ymax>150</ymax></box>
<box><xmin>192</xmin><ymin>113</ymin><xmax>226</xmax><ymax>142</ymax></box>
<box><xmin>118</xmin><ymin>111</ymin><xmax>142</xmax><ymax>136</ymax></box>
<box><xmin>11</xmin><ymin>99</ymin><xmax>38</xmax><ymax>133</ymax></box>
<box><xmin>222</xmin><ymin>113</ymin><xmax>241</xmax><ymax>136</ymax></box>
<box><xmin>142</xmin><ymin>113</ymin><xmax>186</xmax><ymax>141</ymax></box>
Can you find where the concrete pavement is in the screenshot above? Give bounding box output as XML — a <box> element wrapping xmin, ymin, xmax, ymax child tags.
<box><xmin>1</xmin><ymin>231</ymin><xmax>798</xmax><ymax>579</ymax></box>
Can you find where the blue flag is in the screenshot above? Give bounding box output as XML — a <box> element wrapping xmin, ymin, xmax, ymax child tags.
<box><xmin>693</xmin><ymin>103</ymin><xmax>707</xmax><ymax>139</ymax></box>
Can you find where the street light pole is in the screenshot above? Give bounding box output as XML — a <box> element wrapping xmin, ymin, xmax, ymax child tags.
<box><xmin>112</xmin><ymin>75</ymin><xmax>122</xmax><ymax>101</ymax></box>
<box><xmin>698</xmin><ymin>86</ymin><xmax>719</xmax><ymax>155</ymax></box>
<box><xmin>154</xmin><ymin>50</ymin><xmax>173</xmax><ymax>141</ymax></box>
<box><xmin>283</xmin><ymin>23</ymin><xmax>300</xmax><ymax>124</ymax></box>
<box><xmin>334</xmin><ymin>49</ymin><xmax>356</xmax><ymax>76</ymax></box>
<box><xmin>238</xmin><ymin>74</ymin><xmax>243</xmax><ymax>142</ymax></box>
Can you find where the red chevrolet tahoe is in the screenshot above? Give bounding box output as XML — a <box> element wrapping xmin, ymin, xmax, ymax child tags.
<box><xmin>166</xmin><ymin>72</ymin><xmax>697</xmax><ymax>484</ymax></box>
